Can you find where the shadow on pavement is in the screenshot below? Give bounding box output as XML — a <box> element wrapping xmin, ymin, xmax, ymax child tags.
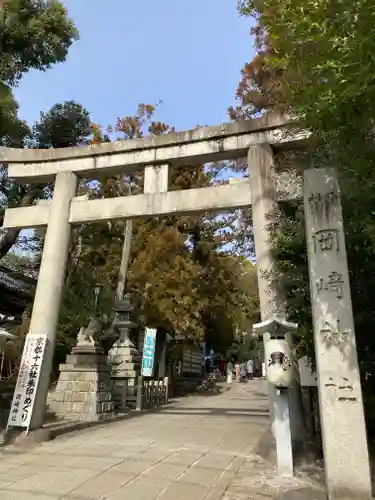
<box><xmin>156</xmin><ymin>406</ymin><xmax>269</xmax><ymax>419</ymax></box>
<box><xmin>3</xmin><ymin>382</ymin><xmax>268</xmax><ymax>449</ymax></box>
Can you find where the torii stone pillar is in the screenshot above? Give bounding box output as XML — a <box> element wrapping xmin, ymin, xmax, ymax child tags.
<box><xmin>248</xmin><ymin>144</ymin><xmax>305</xmax><ymax>450</ymax></box>
<box><xmin>27</xmin><ymin>172</ymin><xmax>78</xmax><ymax>430</ymax></box>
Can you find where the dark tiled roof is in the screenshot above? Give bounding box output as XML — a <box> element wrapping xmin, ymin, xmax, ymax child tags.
<box><xmin>0</xmin><ymin>265</ymin><xmax>36</xmax><ymax>296</ymax></box>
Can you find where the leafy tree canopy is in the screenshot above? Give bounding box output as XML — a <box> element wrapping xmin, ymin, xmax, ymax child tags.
<box><xmin>237</xmin><ymin>0</ymin><xmax>375</xmax><ymax>155</ymax></box>
<box><xmin>235</xmin><ymin>0</ymin><xmax>375</xmax><ymax>428</ymax></box>
<box><xmin>0</xmin><ymin>101</ymin><xmax>91</xmax><ymax>259</ymax></box>
<box><xmin>0</xmin><ymin>0</ymin><xmax>78</xmax><ymax>85</ymax></box>
<box><xmin>0</xmin><ymin>0</ymin><xmax>81</xmax><ymax>258</ymax></box>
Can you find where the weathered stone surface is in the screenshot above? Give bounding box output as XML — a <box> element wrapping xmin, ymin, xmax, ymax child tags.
<box><xmin>57</xmin><ymin>370</ymin><xmax>104</xmax><ymax>381</ymax></box>
<box><xmin>2</xmin><ymin>115</ymin><xmax>293</xmax><ymax>181</ymax></box>
<box><xmin>304</xmin><ymin>168</ymin><xmax>371</xmax><ymax>499</ymax></box>
<box><xmin>109</xmin><ymin>326</ymin><xmax>141</xmax><ymax>410</ymax></box>
<box><xmin>50</xmin><ymin>341</ymin><xmax>114</xmax><ymax>422</ymax></box>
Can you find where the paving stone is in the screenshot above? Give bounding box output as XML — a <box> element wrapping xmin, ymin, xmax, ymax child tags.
<box><xmin>21</xmin><ymin>452</ymin><xmax>124</xmax><ymax>471</ymax></box>
<box><xmin>137</xmin><ymin>447</ymin><xmax>174</xmax><ymax>462</ymax></box>
<box><xmin>8</xmin><ymin>467</ymin><xmax>97</xmax><ymax>496</ymax></box>
<box><xmin>0</xmin><ymin>492</ymin><xmax>59</xmax><ymax>500</ymax></box>
<box><xmin>162</xmin><ymin>450</ymin><xmax>204</xmax><ymax>466</ymax></box>
<box><xmin>178</xmin><ymin>465</ymin><xmax>223</xmax><ymax>487</ymax></box>
<box><xmin>158</xmin><ymin>481</ymin><xmax>209</xmax><ymax>500</ymax></box>
<box><xmin>65</xmin><ymin>470</ymin><xmax>135</xmax><ymax>499</ymax></box>
<box><xmin>0</xmin><ymin>480</ymin><xmax>14</xmax><ymax>489</ymax></box>
<box><xmin>0</xmin><ymin>464</ymin><xmax>42</xmax><ymax>482</ymax></box>
<box><xmin>205</xmin><ymin>470</ymin><xmax>237</xmax><ymax>500</ymax></box>
<box><xmin>65</xmin><ymin>444</ymin><xmax>123</xmax><ymax>457</ymax></box>
<box><xmin>127</xmin><ymin>475</ymin><xmax>173</xmax><ymax>490</ymax></box>
<box><xmin>111</xmin><ymin>459</ymin><xmax>157</xmax><ymax>475</ymax></box>
<box><xmin>194</xmin><ymin>452</ymin><xmax>235</xmax><ymax>470</ymax></box>
<box><xmin>106</xmin><ymin>480</ymin><xmax>164</xmax><ymax>500</ymax></box>
<box><xmin>142</xmin><ymin>462</ymin><xmax>187</xmax><ymax>481</ymax></box>
<box><xmin>110</xmin><ymin>445</ymin><xmax>148</xmax><ymax>458</ymax></box>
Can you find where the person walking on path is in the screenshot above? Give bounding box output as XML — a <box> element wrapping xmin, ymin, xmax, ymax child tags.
<box><xmin>246</xmin><ymin>358</ymin><xmax>254</xmax><ymax>380</ymax></box>
<box><xmin>235</xmin><ymin>363</ymin><xmax>241</xmax><ymax>382</ymax></box>
<box><xmin>240</xmin><ymin>362</ymin><xmax>247</xmax><ymax>382</ymax></box>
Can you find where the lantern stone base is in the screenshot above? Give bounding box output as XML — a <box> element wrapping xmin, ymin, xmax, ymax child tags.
<box><xmin>50</xmin><ymin>344</ymin><xmax>115</xmax><ymax>422</ymax></box>
<box><xmin>110</xmin><ymin>344</ymin><xmax>141</xmax><ymax>410</ymax></box>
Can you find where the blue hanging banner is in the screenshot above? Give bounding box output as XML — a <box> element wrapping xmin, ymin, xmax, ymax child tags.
<box><xmin>141</xmin><ymin>327</ymin><xmax>157</xmax><ymax>377</ymax></box>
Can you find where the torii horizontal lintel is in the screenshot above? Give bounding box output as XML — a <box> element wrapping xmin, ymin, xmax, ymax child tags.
<box><xmin>0</xmin><ymin>116</ymin><xmax>308</xmax><ymax>183</ymax></box>
<box><xmin>3</xmin><ymin>177</ymin><xmax>302</xmax><ymax>230</ymax></box>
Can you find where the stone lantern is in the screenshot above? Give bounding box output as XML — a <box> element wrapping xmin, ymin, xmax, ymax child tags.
<box><xmin>252</xmin><ymin>316</ymin><xmax>300</xmax><ymax>478</ymax></box>
<box><xmin>109</xmin><ymin>294</ymin><xmax>141</xmax><ymax>409</ymax></box>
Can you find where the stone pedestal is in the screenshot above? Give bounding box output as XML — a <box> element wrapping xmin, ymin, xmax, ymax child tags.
<box><xmin>51</xmin><ymin>333</ymin><xmax>114</xmax><ymax>422</ymax></box>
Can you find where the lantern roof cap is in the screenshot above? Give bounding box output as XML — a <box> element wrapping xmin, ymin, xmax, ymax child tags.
<box><xmin>113</xmin><ymin>295</ymin><xmax>133</xmax><ymax>313</ymax></box>
<box><xmin>252</xmin><ymin>316</ymin><xmax>299</xmax><ymax>336</ymax></box>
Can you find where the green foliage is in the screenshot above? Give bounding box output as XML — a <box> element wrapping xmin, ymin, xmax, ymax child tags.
<box><xmin>0</xmin><ymin>81</ymin><xmax>28</xmax><ymax>146</ymax></box>
<box><xmin>0</xmin><ymin>0</ymin><xmax>78</xmax><ymax>85</ymax></box>
<box><xmin>0</xmin><ymin>1</ymin><xmax>79</xmax><ymax>144</ymax></box>
<box><xmin>0</xmin><ymin>0</ymin><xmax>80</xmax><ymax>258</ymax></box>
<box><xmin>0</xmin><ymin>101</ymin><xmax>91</xmax><ymax>259</ymax></box>
<box><xmin>226</xmin><ymin>334</ymin><xmax>260</xmax><ymax>363</ymax></box>
<box><xmin>238</xmin><ymin>0</ymin><xmax>375</xmax><ymax>157</ymax></box>
<box><xmin>236</xmin><ymin>0</ymin><xmax>375</xmax><ymax>431</ymax></box>
<box><xmin>31</xmin><ymin>101</ymin><xmax>92</xmax><ymax>148</ymax></box>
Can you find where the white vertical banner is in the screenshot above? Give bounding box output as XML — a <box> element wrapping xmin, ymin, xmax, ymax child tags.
<box><xmin>7</xmin><ymin>334</ymin><xmax>47</xmax><ymax>431</ymax></box>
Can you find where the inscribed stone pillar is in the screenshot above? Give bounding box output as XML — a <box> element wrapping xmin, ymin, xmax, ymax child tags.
<box><xmin>303</xmin><ymin>167</ymin><xmax>371</xmax><ymax>499</ymax></box>
<box><xmin>248</xmin><ymin>144</ymin><xmax>305</xmax><ymax>446</ymax></box>
<box><xmin>27</xmin><ymin>171</ymin><xmax>78</xmax><ymax>430</ymax></box>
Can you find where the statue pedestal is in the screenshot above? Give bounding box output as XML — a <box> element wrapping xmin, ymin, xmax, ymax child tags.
<box><xmin>51</xmin><ymin>342</ymin><xmax>115</xmax><ymax>422</ymax></box>
<box><xmin>110</xmin><ymin>333</ymin><xmax>141</xmax><ymax>410</ymax></box>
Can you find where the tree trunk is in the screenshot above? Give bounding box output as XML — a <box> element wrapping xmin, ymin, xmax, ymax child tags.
<box><xmin>65</xmin><ymin>231</ymin><xmax>83</xmax><ymax>288</ymax></box>
<box><xmin>0</xmin><ymin>228</ymin><xmax>22</xmax><ymax>259</ymax></box>
<box><xmin>115</xmin><ymin>219</ymin><xmax>133</xmax><ymax>301</ymax></box>
<box><xmin>0</xmin><ymin>187</ymin><xmax>38</xmax><ymax>259</ymax></box>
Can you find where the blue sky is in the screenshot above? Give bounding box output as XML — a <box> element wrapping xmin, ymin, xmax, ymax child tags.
<box><xmin>14</xmin><ymin>0</ymin><xmax>254</xmax><ymax>131</ymax></box>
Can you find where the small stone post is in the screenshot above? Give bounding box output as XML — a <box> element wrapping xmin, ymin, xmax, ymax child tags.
<box><xmin>304</xmin><ymin>167</ymin><xmax>371</xmax><ymax>499</ymax></box>
<box><xmin>109</xmin><ymin>294</ymin><xmax>140</xmax><ymax>410</ymax></box>
<box><xmin>136</xmin><ymin>375</ymin><xmax>144</xmax><ymax>411</ymax></box>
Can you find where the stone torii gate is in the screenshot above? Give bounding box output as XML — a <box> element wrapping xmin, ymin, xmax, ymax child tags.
<box><xmin>1</xmin><ymin>114</ymin><xmax>371</xmax><ymax>499</ymax></box>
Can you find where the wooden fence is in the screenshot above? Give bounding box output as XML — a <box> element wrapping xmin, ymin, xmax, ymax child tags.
<box><xmin>136</xmin><ymin>376</ymin><xmax>168</xmax><ymax>411</ymax></box>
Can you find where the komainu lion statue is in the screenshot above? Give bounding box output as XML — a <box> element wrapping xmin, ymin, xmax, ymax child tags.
<box><xmin>76</xmin><ymin>317</ymin><xmax>102</xmax><ymax>346</ymax></box>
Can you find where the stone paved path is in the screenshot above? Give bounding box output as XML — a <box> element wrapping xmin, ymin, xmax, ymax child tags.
<box><xmin>0</xmin><ymin>380</ymin><xmax>325</xmax><ymax>499</ymax></box>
